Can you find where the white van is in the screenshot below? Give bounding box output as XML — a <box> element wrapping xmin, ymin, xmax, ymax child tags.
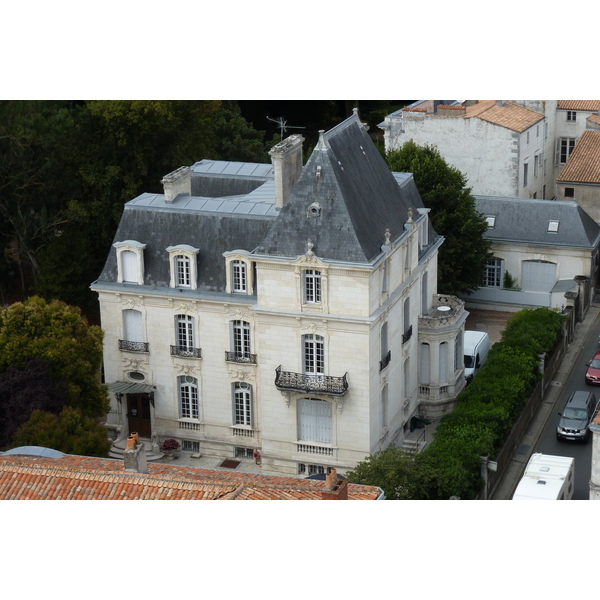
<box><xmin>463</xmin><ymin>330</ymin><xmax>490</xmax><ymax>382</ymax></box>
<box><xmin>512</xmin><ymin>453</ymin><xmax>575</xmax><ymax>500</ymax></box>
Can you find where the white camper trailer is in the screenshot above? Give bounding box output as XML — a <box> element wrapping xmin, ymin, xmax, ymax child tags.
<box><xmin>512</xmin><ymin>453</ymin><xmax>575</xmax><ymax>500</ymax></box>
<box><xmin>463</xmin><ymin>330</ymin><xmax>490</xmax><ymax>381</ymax></box>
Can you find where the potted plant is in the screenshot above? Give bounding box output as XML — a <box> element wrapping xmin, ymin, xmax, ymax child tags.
<box><xmin>161</xmin><ymin>438</ymin><xmax>180</xmax><ymax>460</ymax></box>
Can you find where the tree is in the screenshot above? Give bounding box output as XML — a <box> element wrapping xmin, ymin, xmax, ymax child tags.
<box><xmin>0</xmin><ymin>358</ymin><xmax>66</xmax><ymax>448</ymax></box>
<box><xmin>0</xmin><ymin>297</ymin><xmax>109</xmax><ymax>418</ymax></box>
<box><xmin>10</xmin><ymin>407</ymin><xmax>112</xmax><ymax>458</ymax></box>
<box><xmin>385</xmin><ymin>140</ymin><xmax>492</xmax><ymax>295</ymax></box>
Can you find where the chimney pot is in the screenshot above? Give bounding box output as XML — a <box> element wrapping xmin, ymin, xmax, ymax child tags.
<box><xmin>126</xmin><ymin>436</ymin><xmax>136</xmax><ymax>450</ymax></box>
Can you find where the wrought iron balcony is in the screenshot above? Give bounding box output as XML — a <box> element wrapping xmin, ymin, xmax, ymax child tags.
<box><xmin>170</xmin><ymin>345</ymin><xmax>202</xmax><ymax>358</ymax></box>
<box><xmin>274</xmin><ymin>366</ymin><xmax>348</xmax><ymax>396</ymax></box>
<box><xmin>379</xmin><ymin>350</ymin><xmax>391</xmax><ymax>371</ymax></box>
<box><xmin>118</xmin><ymin>339</ymin><xmax>149</xmax><ymax>352</ymax></box>
<box><xmin>225</xmin><ymin>351</ymin><xmax>257</xmax><ymax>365</ymax></box>
<box><xmin>402</xmin><ymin>325</ymin><xmax>413</xmax><ymax>344</ymax></box>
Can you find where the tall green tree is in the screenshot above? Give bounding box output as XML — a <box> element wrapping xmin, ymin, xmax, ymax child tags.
<box><xmin>385</xmin><ymin>140</ymin><xmax>492</xmax><ymax>295</ymax></box>
<box><xmin>0</xmin><ymin>297</ymin><xmax>109</xmax><ymax>418</ymax></box>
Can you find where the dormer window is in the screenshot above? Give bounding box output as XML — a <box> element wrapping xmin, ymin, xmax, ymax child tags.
<box><xmin>114</xmin><ymin>240</ymin><xmax>147</xmax><ymax>285</ymax></box>
<box><xmin>224</xmin><ymin>251</ymin><xmax>254</xmax><ymax>295</ymax></box>
<box><xmin>166</xmin><ymin>245</ymin><xmax>199</xmax><ymax>289</ymax></box>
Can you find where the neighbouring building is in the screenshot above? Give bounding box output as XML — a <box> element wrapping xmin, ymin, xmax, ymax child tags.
<box><xmin>590</xmin><ymin>407</ymin><xmax>600</xmax><ymax>500</ymax></box>
<box><xmin>91</xmin><ymin>111</ymin><xmax>468</xmax><ymax>477</ymax></box>
<box><xmin>380</xmin><ymin>100</ymin><xmax>600</xmax><ymax>200</ymax></box>
<box><xmin>462</xmin><ymin>196</ymin><xmax>600</xmax><ymax>312</ymax></box>
<box><xmin>556</xmin><ymin>130</ymin><xmax>600</xmax><ymax>220</ymax></box>
<box><xmin>0</xmin><ymin>444</ymin><xmax>384</xmax><ymax>499</ymax></box>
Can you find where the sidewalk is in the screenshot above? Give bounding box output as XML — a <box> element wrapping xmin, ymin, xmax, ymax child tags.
<box><xmin>490</xmin><ymin>305</ymin><xmax>600</xmax><ymax>499</ymax></box>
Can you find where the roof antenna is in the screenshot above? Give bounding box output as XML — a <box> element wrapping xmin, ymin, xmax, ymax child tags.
<box><xmin>267</xmin><ymin>116</ymin><xmax>306</xmax><ymax>141</ymax></box>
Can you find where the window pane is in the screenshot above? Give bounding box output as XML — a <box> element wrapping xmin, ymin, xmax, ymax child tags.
<box><xmin>232</xmin><ymin>261</ymin><xmax>247</xmax><ymax>292</ymax></box>
<box><xmin>304</xmin><ymin>270</ymin><xmax>321</xmax><ymax>303</ymax></box>
<box><xmin>176</xmin><ymin>255</ymin><xmax>191</xmax><ymax>286</ymax></box>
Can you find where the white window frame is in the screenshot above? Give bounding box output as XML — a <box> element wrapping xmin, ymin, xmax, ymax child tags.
<box><xmin>231</xmin><ymin>320</ymin><xmax>251</xmax><ymax>358</ymax></box>
<box><xmin>123</xmin><ymin>309</ymin><xmax>144</xmax><ymax>343</ymax></box>
<box><xmin>556</xmin><ymin>138</ymin><xmax>576</xmax><ymax>165</ymax></box>
<box><xmin>483</xmin><ymin>257</ymin><xmax>503</xmax><ymax>288</ymax></box>
<box><xmin>303</xmin><ymin>333</ymin><xmax>325</xmax><ymax>376</ymax></box>
<box><xmin>231</xmin><ymin>260</ymin><xmax>247</xmax><ymax>293</ymax></box>
<box><xmin>114</xmin><ymin>240</ymin><xmax>146</xmax><ymax>285</ymax></box>
<box><xmin>179</xmin><ymin>376</ymin><xmax>199</xmax><ymax>420</ymax></box>
<box><xmin>166</xmin><ymin>245</ymin><xmax>199</xmax><ymax>290</ymax></box>
<box><xmin>233</xmin><ymin>382</ymin><xmax>252</xmax><ymax>427</ymax></box>
<box><xmin>304</xmin><ymin>269</ymin><xmax>322</xmax><ymax>304</ymax></box>
<box><xmin>175</xmin><ymin>314</ymin><xmax>195</xmax><ymax>351</ymax></box>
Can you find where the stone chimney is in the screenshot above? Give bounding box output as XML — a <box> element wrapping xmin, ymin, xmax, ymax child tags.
<box><xmin>124</xmin><ymin>433</ymin><xmax>148</xmax><ymax>474</ymax></box>
<box><xmin>269</xmin><ymin>134</ymin><xmax>304</xmax><ymax>209</ymax></box>
<box><xmin>161</xmin><ymin>166</ymin><xmax>191</xmax><ymax>204</ymax></box>
<box><xmin>321</xmin><ymin>468</ymin><xmax>348</xmax><ymax>500</ymax></box>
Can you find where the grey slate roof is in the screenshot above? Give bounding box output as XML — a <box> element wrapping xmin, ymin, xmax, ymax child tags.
<box><xmin>474</xmin><ymin>196</ymin><xmax>600</xmax><ymax>249</ymax></box>
<box><xmin>94</xmin><ymin>113</ymin><xmax>436</xmax><ymax>294</ymax></box>
<box><xmin>96</xmin><ymin>194</ymin><xmax>275</xmax><ymax>292</ymax></box>
<box><xmin>258</xmin><ymin>113</ymin><xmax>433</xmax><ymax>263</ymax></box>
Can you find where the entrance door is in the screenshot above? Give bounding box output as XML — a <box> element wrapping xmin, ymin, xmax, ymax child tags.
<box><xmin>127</xmin><ymin>394</ymin><xmax>152</xmax><ymax>437</ymax></box>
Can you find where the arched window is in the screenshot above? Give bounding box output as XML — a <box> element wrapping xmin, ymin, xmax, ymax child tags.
<box><xmin>233</xmin><ymin>382</ymin><xmax>252</xmax><ymax>426</ymax></box>
<box><xmin>179</xmin><ymin>376</ymin><xmax>199</xmax><ymax>420</ymax></box>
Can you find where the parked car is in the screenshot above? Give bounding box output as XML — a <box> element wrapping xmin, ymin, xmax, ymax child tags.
<box><xmin>556</xmin><ymin>390</ymin><xmax>598</xmax><ymax>442</ymax></box>
<box><xmin>585</xmin><ymin>351</ymin><xmax>600</xmax><ymax>385</ymax></box>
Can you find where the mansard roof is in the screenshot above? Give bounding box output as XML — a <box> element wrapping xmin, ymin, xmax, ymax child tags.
<box><xmin>258</xmin><ymin>112</ymin><xmax>430</xmax><ymax>263</ymax></box>
<box><xmin>474</xmin><ymin>195</ymin><xmax>600</xmax><ymax>249</ymax></box>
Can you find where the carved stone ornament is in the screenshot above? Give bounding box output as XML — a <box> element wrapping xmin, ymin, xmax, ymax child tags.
<box><xmin>229</xmin><ymin>369</ymin><xmax>255</xmax><ymax>383</ymax></box>
<box><xmin>122</xmin><ymin>357</ymin><xmax>147</xmax><ymax>371</ymax></box>
<box><xmin>174</xmin><ymin>303</ymin><xmax>192</xmax><ymax>314</ymax></box>
<box><xmin>175</xmin><ymin>363</ymin><xmax>199</xmax><ymax>376</ymax></box>
<box><xmin>306</xmin><ymin>239</ymin><xmax>315</xmax><ymax>257</ymax></box>
<box><xmin>301</xmin><ymin>321</ymin><xmax>326</xmax><ymax>334</ymax></box>
<box><xmin>280</xmin><ymin>391</ymin><xmax>292</xmax><ymax>407</ymax></box>
<box><xmin>121</xmin><ymin>297</ymin><xmax>139</xmax><ymax>309</ymax></box>
<box><xmin>384</xmin><ymin>228</ymin><xmax>392</xmax><ymax>247</ymax></box>
<box><xmin>334</xmin><ymin>398</ymin><xmax>344</xmax><ymax>413</ymax></box>
<box><xmin>229</xmin><ymin>307</ymin><xmax>251</xmax><ymax>321</ymax></box>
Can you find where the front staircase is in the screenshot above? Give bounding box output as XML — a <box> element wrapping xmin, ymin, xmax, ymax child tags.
<box><xmin>109</xmin><ymin>437</ymin><xmax>164</xmax><ymax>462</ymax></box>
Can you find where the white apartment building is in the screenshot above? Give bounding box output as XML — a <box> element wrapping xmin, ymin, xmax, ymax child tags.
<box><xmin>91</xmin><ymin>111</ymin><xmax>468</xmax><ymax>476</ymax></box>
<box><xmin>380</xmin><ymin>100</ymin><xmax>600</xmax><ymax>200</ymax></box>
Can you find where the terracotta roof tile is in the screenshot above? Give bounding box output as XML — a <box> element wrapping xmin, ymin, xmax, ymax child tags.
<box><xmin>475</xmin><ymin>102</ymin><xmax>544</xmax><ymax>132</ymax></box>
<box><xmin>558</xmin><ymin>101</ymin><xmax>600</xmax><ymax>112</ymax></box>
<box><xmin>587</xmin><ymin>114</ymin><xmax>600</xmax><ymax>126</ymax></box>
<box><xmin>557</xmin><ymin>130</ymin><xmax>600</xmax><ymax>184</ymax></box>
<box><xmin>0</xmin><ymin>454</ymin><xmax>383</xmax><ymax>500</ymax></box>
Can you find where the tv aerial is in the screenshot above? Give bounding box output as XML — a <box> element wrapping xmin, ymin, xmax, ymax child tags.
<box><xmin>267</xmin><ymin>116</ymin><xmax>305</xmax><ymax>140</ymax></box>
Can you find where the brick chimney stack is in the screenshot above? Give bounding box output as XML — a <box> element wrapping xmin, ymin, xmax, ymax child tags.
<box><xmin>269</xmin><ymin>134</ymin><xmax>304</xmax><ymax>209</ymax></box>
<box><xmin>321</xmin><ymin>468</ymin><xmax>348</xmax><ymax>500</ymax></box>
<box><xmin>124</xmin><ymin>433</ymin><xmax>149</xmax><ymax>474</ymax></box>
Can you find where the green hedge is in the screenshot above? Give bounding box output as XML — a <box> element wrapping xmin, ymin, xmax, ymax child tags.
<box><xmin>347</xmin><ymin>308</ymin><xmax>566</xmax><ymax>499</ymax></box>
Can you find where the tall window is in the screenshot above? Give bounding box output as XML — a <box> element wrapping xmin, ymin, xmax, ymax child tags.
<box><xmin>176</xmin><ymin>314</ymin><xmax>194</xmax><ymax>351</ymax></box>
<box><xmin>381</xmin><ymin>385</ymin><xmax>388</xmax><ymax>430</ymax></box>
<box><xmin>122</xmin><ymin>251</ymin><xmax>139</xmax><ymax>283</ymax></box>
<box><xmin>123</xmin><ymin>309</ymin><xmax>143</xmax><ymax>343</ymax></box>
<box><xmin>304</xmin><ymin>269</ymin><xmax>322</xmax><ymax>303</ymax></box>
<box><xmin>557</xmin><ymin>138</ymin><xmax>576</xmax><ymax>164</ymax></box>
<box><xmin>114</xmin><ymin>241</ymin><xmax>146</xmax><ymax>285</ymax></box>
<box><xmin>439</xmin><ymin>342</ymin><xmax>448</xmax><ymax>383</ymax></box>
<box><xmin>232</xmin><ymin>320</ymin><xmax>251</xmax><ymax>358</ymax></box>
<box><xmin>483</xmin><ymin>258</ymin><xmax>503</xmax><ymax>287</ymax></box>
<box><xmin>303</xmin><ymin>334</ymin><xmax>324</xmax><ymax>376</ymax></box>
<box><xmin>175</xmin><ymin>255</ymin><xmax>191</xmax><ymax>287</ymax></box>
<box><xmin>179</xmin><ymin>376</ymin><xmax>199</xmax><ymax>419</ymax></box>
<box><xmin>297</xmin><ymin>398</ymin><xmax>331</xmax><ymax>443</ymax></box>
<box><xmin>233</xmin><ymin>382</ymin><xmax>252</xmax><ymax>426</ymax></box>
<box><xmin>523</xmin><ymin>163</ymin><xmax>528</xmax><ymax>187</ymax></box>
<box><xmin>232</xmin><ymin>260</ymin><xmax>247</xmax><ymax>293</ymax></box>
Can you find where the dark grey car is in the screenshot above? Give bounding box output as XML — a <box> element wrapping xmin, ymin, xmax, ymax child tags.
<box><xmin>556</xmin><ymin>390</ymin><xmax>598</xmax><ymax>442</ymax></box>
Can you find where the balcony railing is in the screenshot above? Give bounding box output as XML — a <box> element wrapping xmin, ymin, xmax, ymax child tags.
<box><xmin>225</xmin><ymin>351</ymin><xmax>257</xmax><ymax>365</ymax></box>
<box><xmin>118</xmin><ymin>339</ymin><xmax>149</xmax><ymax>352</ymax></box>
<box><xmin>379</xmin><ymin>350</ymin><xmax>391</xmax><ymax>371</ymax></box>
<box><xmin>170</xmin><ymin>345</ymin><xmax>202</xmax><ymax>359</ymax></box>
<box><xmin>402</xmin><ymin>325</ymin><xmax>413</xmax><ymax>344</ymax></box>
<box><xmin>274</xmin><ymin>366</ymin><xmax>348</xmax><ymax>396</ymax></box>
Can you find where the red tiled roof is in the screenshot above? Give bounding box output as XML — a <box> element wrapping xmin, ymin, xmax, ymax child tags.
<box><xmin>475</xmin><ymin>102</ymin><xmax>544</xmax><ymax>132</ymax></box>
<box><xmin>587</xmin><ymin>114</ymin><xmax>600</xmax><ymax>126</ymax></box>
<box><xmin>558</xmin><ymin>100</ymin><xmax>600</xmax><ymax>112</ymax></box>
<box><xmin>557</xmin><ymin>130</ymin><xmax>600</xmax><ymax>184</ymax></box>
<box><xmin>0</xmin><ymin>454</ymin><xmax>382</xmax><ymax>500</ymax></box>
